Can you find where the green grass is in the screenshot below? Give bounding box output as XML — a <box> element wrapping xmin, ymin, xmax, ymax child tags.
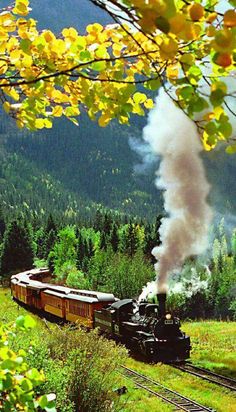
<box><xmin>122</xmin><ymin>321</ymin><xmax>236</xmax><ymax>412</ymax></box>
<box><xmin>1</xmin><ymin>288</ymin><xmax>236</xmax><ymax>412</ymax></box>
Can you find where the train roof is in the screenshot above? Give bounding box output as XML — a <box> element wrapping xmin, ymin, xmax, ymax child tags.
<box><xmin>66</xmin><ymin>293</ymin><xmax>98</xmax><ymax>304</ymax></box>
<box><xmin>42</xmin><ymin>289</ymin><xmax>68</xmax><ymax>298</ymax></box>
<box><xmin>11</xmin><ymin>269</ymin><xmax>117</xmax><ymax>302</ymax></box>
<box><xmin>111</xmin><ymin>299</ymin><xmax>134</xmax><ymax>310</ymax></box>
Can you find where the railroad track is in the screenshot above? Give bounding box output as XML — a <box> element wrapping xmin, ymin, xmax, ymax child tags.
<box><xmin>172</xmin><ymin>363</ymin><xmax>236</xmax><ymax>392</ymax></box>
<box><xmin>120</xmin><ymin>365</ymin><xmax>215</xmax><ymax>411</ymax></box>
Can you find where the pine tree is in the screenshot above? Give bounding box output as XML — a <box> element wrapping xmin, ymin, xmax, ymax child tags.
<box><xmin>87</xmin><ymin>238</ymin><xmax>94</xmax><ymax>258</ymax></box>
<box><xmin>110</xmin><ymin>224</ymin><xmax>119</xmax><ymax>252</ymax></box>
<box><xmin>0</xmin><ymin>207</ymin><xmax>6</xmax><ymax>241</ymax></box>
<box><xmin>100</xmin><ymin>232</ymin><xmax>107</xmax><ymax>251</ymax></box>
<box><xmin>0</xmin><ymin>220</ymin><xmax>34</xmax><ymax>277</ymax></box>
<box><xmin>103</xmin><ymin>213</ymin><xmax>112</xmax><ymax>235</ymax></box>
<box><xmin>76</xmin><ymin>232</ymin><xmax>85</xmax><ymax>269</ymax></box>
<box><xmin>44</xmin><ymin>229</ymin><xmax>57</xmax><ymax>259</ymax></box>
<box><xmin>45</xmin><ymin>214</ymin><xmax>57</xmax><ymax>235</ymax></box>
<box><xmin>126</xmin><ymin>223</ymin><xmax>138</xmax><ymax>257</ymax></box>
<box><xmin>153</xmin><ymin>214</ymin><xmax>162</xmax><ymax>246</ymax></box>
<box><xmin>94</xmin><ymin>210</ymin><xmax>103</xmax><ymax>232</ymax></box>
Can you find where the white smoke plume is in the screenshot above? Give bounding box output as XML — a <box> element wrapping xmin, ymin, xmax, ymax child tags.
<box><xmin>128</xmin><ymin>136</ymin><xmax>158</xmax><ymax>175</ymax></box>
<box><xmin>142</xmin><ymin>89</ymin><xmax>213</xmax><ymax>294</ymax></box>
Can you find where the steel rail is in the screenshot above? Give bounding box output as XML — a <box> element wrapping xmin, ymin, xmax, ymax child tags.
<box><xmin>173</xmin><ymin>363</ymin><xmax>236</xmax><ymax>392</ymax></box>
<box><xmin>120</xmin><ymin>365</ymin><xmax>215</xmax><ymax>411</ymax></box>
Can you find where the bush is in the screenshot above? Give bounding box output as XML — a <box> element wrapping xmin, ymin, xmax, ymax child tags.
<box><xmin>66</xmin><ymin>268</ymin><xmax>90</xmax><ymax>289</ymax></box>
<box><xmin>42</xmin><ymin>327</ymin><xmax>127</xmax><ymax>412</ymax></box>
<box><xmin>10</xmin><ymin>322</ymin><xmax>127</xmax><ymax>412</ymax></box>
<box><xmin>0</xmin><ymin>315</ymin><xmax>56</xmax><ymax>412</ymax></box>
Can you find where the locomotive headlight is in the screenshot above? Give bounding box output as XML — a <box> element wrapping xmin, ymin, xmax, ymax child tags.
<box><xmin>165</xmin><ymin>313</ymin><xmax>172</xmax><ymax>320</ymax></box>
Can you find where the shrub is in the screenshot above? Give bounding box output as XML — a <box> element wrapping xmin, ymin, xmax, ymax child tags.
<box><xmin>0</xmin><ymin>315</ymin><xmax>56</xmax><ymax>412</ymax></box>
<box><xmin>66</xmin><ymin>268</ymin><xmax>90</xmax><ymax>289</ymax></box>
<box><xmin>43</xmin><ymin>327</ymin><xmax>127</xmax><ymax>412</ymax></box>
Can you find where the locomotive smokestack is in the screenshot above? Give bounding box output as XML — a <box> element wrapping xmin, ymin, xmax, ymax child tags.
<box><xmin>157</xmin><ymin>293</ymin><xmax>166</xmax><ymax>318</ymax></box>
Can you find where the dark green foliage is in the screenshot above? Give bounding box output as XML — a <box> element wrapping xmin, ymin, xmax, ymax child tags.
<box><xmin>0</xmin><ymin>206</ymin><xmax>6</xmax><ymax>240</ymax></box>
<box><xmin>0</xmin><ymin>220</ymin><xmax>34</xmax><ymax>277</ymax></box>
<box><xmin>34</xmin><ymin>227</ymin><xmax>45</xmax><ymax>259</ymax></box>
<box><xmin>110</xmin><ymin>224</ymin><xmax>119</xmax><ymax>252</ymax></box>
<box><xmin>44</xmin><ymin>229</ymin><xmax>57</xmax><ymax>259</ymax></box>
<box><xmin>88</xmin><ymin>249</ymin><xmax>154</xmax><ymax>299</ymax></box>
<box><xmin>100</xmin><ymin>231</ymin><xmax>107</xmax><ymax>251</ymax></box>
<box><xmin>45</xmin><ymin>214</ymin><xmax>57</xmax><ymax>235</ymax></box>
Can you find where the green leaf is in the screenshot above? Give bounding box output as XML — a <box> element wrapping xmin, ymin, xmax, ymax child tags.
<box><xmin>179</xmin><ymin>85</ymin><xmax>194</xmax><ymax>100</ymax></box>
<box><xmin>15</xmin><ymin>315</ymin><xmax>26</xmax><ymax>329</ymax></box>
<box><xmin>20</xmin><ymin>39</ymin><xmax>31</xmax><ymax>53</ymax></box>
<box><xmin>205</xmin><ymin>121</ymin><xmax>217</xmax><ymax>135</ymax></box>
<box><xmin>38</xmin><ymin>395</ymin><xmax>49</xmax><ymax>409</ymax></box>
<box><xmin>79</xmin><ymin>50</ymin><xmax>91</xmax><ymax>61</ymax></box>
<box><xmin>91</xmin><ymin>61</ymin><xmax>106</xmax><ymax>72</ymax></box>
<box><xmin>210</xmin><ymin>89</ymin><xmax>225</xmax><ymax>107</ymax></box>
<box><xmin>21</xmin><ymin>378</ymin><xmax>33</xmax><ymax>392</ymax></box>
<box><xmin>155</xmin><ymin>16</ymin><xmax>170</xmax><ymax>34</ymax></box>
<box><xmin>226</xmin><ymin>144</ymin><xmax>236</xmax><ymax>154</ymax></box>
<box><xmin>218</xmin><ymin>122</ymin><xmax>233</xmax><ymax>138</ymax></box>
<box><xmin>24</xmin><ymin>315</ymin><xmax>36</xmax><ymax>329</ymax></box>
<box><xmin>145</xmin><ymin>79</ymin><xmax>161</xmax><ymax>90</ymax></box>
<box><xmin>192</xmin><ymin>96</ymin><xmax>208</xmax><ymax>112</ymax></box>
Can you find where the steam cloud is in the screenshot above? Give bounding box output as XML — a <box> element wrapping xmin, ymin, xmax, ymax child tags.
<box><xmin>143</xmin><ymin>89</ymin><xmax>213</xmax><ymax>294</ymax></box>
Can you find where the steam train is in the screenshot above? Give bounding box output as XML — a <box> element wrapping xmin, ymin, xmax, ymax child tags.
<box><xmin>11</xmin><ymin>268</ymin><xmax>191</xmax><ymax>362</ymax></box>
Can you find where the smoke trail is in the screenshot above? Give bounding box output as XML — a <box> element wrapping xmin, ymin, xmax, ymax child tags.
<box><xmin>143</xmin><ymin>89</ymin><xmax>213</xmax><ymax>294</ymax></box>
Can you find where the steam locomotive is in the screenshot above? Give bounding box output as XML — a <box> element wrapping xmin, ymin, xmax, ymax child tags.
<box><xmin>11</xmin><ymin>268</ymin><xmax>191</xmax><ymax>362</ymax></box>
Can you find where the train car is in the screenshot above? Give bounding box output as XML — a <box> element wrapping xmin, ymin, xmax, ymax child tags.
<box><xmin>11</xmin><ymin>270</ymin><xmax>117</xmax><ymax>328</ymax></box>
<box><xmin>65</xmin><ymin>291</ymin><xmax>116</xmax><ymax>327</ymax></box>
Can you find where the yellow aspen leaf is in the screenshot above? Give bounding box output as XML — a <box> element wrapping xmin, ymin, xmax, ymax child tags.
<box><xmin>64</xmin><ymin>106</ymin><xmax>80</xmax><ymax>117</ymax></box>
<box><xmin>189</xmin><ymin>3</ymin><xmax>204</xmax><ymax>21</ymax></box>
<box><xmin>51</xmin><ymin>90</ymin><xmax>69</xmax><ymax>103</ymax></box>
<box><xmin>0</xmin><ymin>61</ymin><xmax>8</xmax><ymax>75</ymax></box>
<box><xmin>166</xmin><ymin>64</ymin><xmax>179</xmax><ymax>78</ymax></box>
<box><xmin>182</xmin><ymin>21</ymin><xmax>201</xmax><ymax>40</ymax></box>
<box><xmin>42</xmin><ymin>30</ymin><xmax>56</xmax><ymax>43</ymax></box>
<box><xmin>144</xmin><ymin>99</ymin><xmax>154</xmax><ymax>109</ymax></box>
<box><xmin>13</xmin><ymin>0</ymin><xmax>30</xmax><ymax>17</ymax></box>
<box><xmin>133</xmin><ymin>92</ymin><xmax>147</xmax><ymax>104</ymax></box>
<box><xmin>52</xmin><ymin>106</ymin><xmax>63</xmax><ymax>117</ymax></box>
<box><xmin>159</xmin><ymin>37</ymin><xmax>178</xmax><ymax>59</ymax></box>
<box><xmin>180</xmin><ymin>53</ymin><xmax>195</xmax><ymax>65</ymax></box>
<box><xmin>206</xmin><ymin>12</ymin><xmax>217</xmax><ymax>24</ymax></box>
<box><xmin>16</xmin><ymin>119</ymin><xmax>24</xmax><ymax>128</ymax></box>
<box><xmin>214</xmin><ymin>29</ymin><xmax>234</xmax><ymax>51</ymax></box>
<box><xmin>215</xmin><ymin>53</ymin><xmax>232</xmax><ymax>67</ymax></box>
<box><xmin>98</xmin><ymin>114</ymin><xmax>111</xmax><ymax>127</ymax></box>
<box><xmin>35</xmin><ymin>119</ymin><xmax>45</xmax><ymax>129</ymax></box>
<box><xmin>169</xmin><ymin>13</ymin><xmax>186</xmax><ymax>34</ymax></box>
<box><xmin>213</xmin><ymin>106</ymin><xmax>224</xmax><ymax>120</ymax></box>
<box><xmin>3</xmin><ymin>101</ymin><xmax>11</xmax><ymax>114</ymax></box>
<box><xmin>21</xmin><ymin>54</ymin><xmax>33</xmax><ymax>68</ymax></box>
<box><xmin>202</xmin><ymin>131</ymin><xmax>216</xmax><ymax>151</ymax></box>
<box><xmin>44</xmin><ymin>118</ymin><xmax>53</xmax><ymax>128</ymax></box>
<box><xmin>62</xmin><ymin>27</ymin><xmax>78</xmax><ymax>41</ymax></box>
<box><xmin>224</xmin><ymin>10</ymin><xmax>236</xmax><ymax>28</ymax></box>
<box><xmin>7</xmin><ymin>89</ymin><xmax>20</xmax><ymax>101</ymax></box>
<box><xmin>206</xmin><ymin>26</ymin><xmax>216</xmax><ymax>37</ymax></box>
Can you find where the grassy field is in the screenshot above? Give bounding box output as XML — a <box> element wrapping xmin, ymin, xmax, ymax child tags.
<box><xmin>1</xmin><ymin>288</ymin><xmax>236</xmax><ymax>412</ymax></box>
